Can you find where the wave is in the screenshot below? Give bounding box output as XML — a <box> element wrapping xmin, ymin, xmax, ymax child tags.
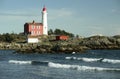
<box><xmin>65</xmin><ymin>57</ymin><xmax>105</xmax><ymax>63</ymax></box>
<box><xmin>8</xmin><ymin>60</ymin><xmax>49</xmax><ymax>65</ymax></box>
<box><xmin>48</xmin><ymin>62</ymin><xmax>120</xmax><ymax>71</ymax></box>
<box><xmin>8</xmin><ymin>60</ymin><xmax>120</xmax><ymax>71</ymax></box>
<box><xmin>102</xmin><ymin>59</ymin><xmax>120</xmax><ymax>64</ymax></box>
<box><xmin>65</xmin><ymin>57</ymin><xmax>120</xmax><ymax>64</ymax></box>
<box><xmin>9</xmin><ymin>60</ymin><xmax>32</xmax><ymax>64</ymax></box>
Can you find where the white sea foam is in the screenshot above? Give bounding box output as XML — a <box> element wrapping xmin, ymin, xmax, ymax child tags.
<box><xmin>65</xmin><ymin>57</ymin><xmax>102</xmax><ymax>62</ymax></box>
<box><xmin>9</xmin><ymin>60</ymin><xmax>32</xmax><ymax>64</ymax></box>
<box><xmin>48</xmin><ymin>62</ymin><xmax>120</xmax><ymax>71</ymax></box>
<box><xmin>9</xmin><ymin>60</ymin><xmax>120</xmax><ymax>71</ymax></box>
<box><xmin>78</xmin><ymin>58</ymin><xmax>102</xmax><ymax>62</ymax></box>
<box><xmin>102</xmin><ymin>59</ymin><xmax>120</xmax><ymax>64</ymax></box>
<box><xmin>65</xmin><ymin>57</ymin><xmax>77</xmax><ymax>60</ymax></box>
<box><xmin>65</xmin><ymin>57</ymin><xmax>120</xmax><ymax>64</ymax></box>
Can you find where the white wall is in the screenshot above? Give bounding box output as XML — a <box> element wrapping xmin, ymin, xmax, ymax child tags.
<box><xmin>42</xmin><ymin>10</ymin><xmax>48</xmax><ymax>35</ymax></box>
<box><xmin>27</xmin><ymin>38</ymin><xmax>39</xmax><ymax>43</ymax></box>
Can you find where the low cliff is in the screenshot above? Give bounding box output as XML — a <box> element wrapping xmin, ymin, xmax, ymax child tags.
<box><xmin>79</xmin><ymin>35</ymin><xmax>120</xmax><ymax>49</ymax></box>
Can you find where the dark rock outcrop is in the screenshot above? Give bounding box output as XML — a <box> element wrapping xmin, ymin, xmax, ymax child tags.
<box><xmin>79</xmin><ymin>35</ymin><xmax>120</xmax><ymax>49</ymax></box>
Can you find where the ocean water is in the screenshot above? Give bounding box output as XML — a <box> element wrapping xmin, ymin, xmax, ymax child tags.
<box><xmin>0</xmin><ymin>50</ymin><xmax>120</xmax><ymax>79</ymax></box>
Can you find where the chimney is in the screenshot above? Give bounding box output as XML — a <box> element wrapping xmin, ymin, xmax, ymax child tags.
<box><xmin>32</xmin><ymin>20</ymin><xmax>35</xmax><ymax>24</ymax></box>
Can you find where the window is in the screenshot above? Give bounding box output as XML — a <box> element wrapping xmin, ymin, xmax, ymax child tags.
<box><xmin>31</xmin><ymin>31</ymin><xmax>36</xmax><ymax>35</ymax></box>
<box><xmin>32</xmin><ymin>25</ymin><xmax>34</xmax><ymax>29</ymax></box>
<box><xmin>31</xmin><ymin>31</ymin><xmax>33</xmax><ymax>35</ymax></box>
<box><xmin>34</xmin><ymin>31</ymin><xmax>35</xmax><ymax>35</ymax></box>
<box><xmin>36</xmin><ymin>31</ymin><xmax>39</xmax><ymax>35</ymax></box>
<box><xmin>39</xmin><ymin>26</ymin><xmax>41</xmax><ymax>29</ymax></box>
<box><xmin>37</xmin><ymin>26</ymin><xmax>39</xmax><ymax>29</ymax></box>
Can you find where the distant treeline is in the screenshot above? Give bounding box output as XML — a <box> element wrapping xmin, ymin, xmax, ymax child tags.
<box><xmin>48</xmin><ymin>29</ymin><xmax>74</xmax><ymax>37</ymax></box>
<box><xmin>0</xmin><ymin>33</ymin><xmax>26</xmax><ymax>43</ymax></box>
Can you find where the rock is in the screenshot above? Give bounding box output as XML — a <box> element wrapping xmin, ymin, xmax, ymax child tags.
<box><xmin>79</xmin><ymin>36</ymin><xmax>120</xmax><ymax>49</ymax></box>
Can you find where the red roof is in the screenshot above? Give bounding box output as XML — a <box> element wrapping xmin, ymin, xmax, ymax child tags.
<box><xmin>43</xmin><ymin>6</ymin><xmax>46</xmax><ymax>11</ymax></box>
<box><xmin>26</xmin><ymin>23</ymin><xmax>43</xmax><ymax>26</ymax></box>
<box><xmin>25</xmin><ymin>21</ymin><xmax>43</xmax><ymax>26</ymax></box>
<box><xmin>56</xmin><ymin>35</ymin><xmax>69</xmax><ymax>40</ymax></box>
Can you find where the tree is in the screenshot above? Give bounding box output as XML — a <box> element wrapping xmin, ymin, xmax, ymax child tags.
<box><xmin>76</xmin><ymin>35</ymin><xmax>79</xmax><ymax>38</ymax></box>
<box><xmin>53</xmin><ymin>28</ymin><xmax>74</xmax><ymax>37</ymax></box>
<box><xmin>54</xmin><ymin>29</ymin><xmax>61</xmax><ymax>35</ymax></box>
<box><xmin>4</xmin><ymin>33</ymin><xmax>14</xmax><ymax>43</ymax></box>
<box><xmin>48</xmin><ymin>29</ymin><xmax>53</xmax><ymax>35</ymax></box>
<box><xmin>0</xmin><ymin>33</ymin><xmax>26</xmax><ymax>43</ymax></box>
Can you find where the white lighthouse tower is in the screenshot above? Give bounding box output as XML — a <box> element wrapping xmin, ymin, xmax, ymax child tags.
<box><xmin>42</xmin><ymin>6</ymin><xmax>48</xmax><ymax>35</ymax></box>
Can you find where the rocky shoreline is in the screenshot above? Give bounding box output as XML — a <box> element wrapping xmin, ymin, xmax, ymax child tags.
<box><xmin>15</xmin><ymin>45</ymin><xmax>88</xmax><ymax>54</ymax></box>
<box><xmin>0</xmin><ymin>42</ymin><xmax>89</xmax><ymax>54</ymax></box>
<box><xmin>0</xmin><ymin>35</ymin><xmax>120</xmax><ymax>54</ymax></box>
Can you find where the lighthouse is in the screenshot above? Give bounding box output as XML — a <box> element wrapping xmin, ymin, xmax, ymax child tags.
<box><xmin>42</xmin><ymin>6</ymin><xmax>48</xmax><ymax>35</ymax></box>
